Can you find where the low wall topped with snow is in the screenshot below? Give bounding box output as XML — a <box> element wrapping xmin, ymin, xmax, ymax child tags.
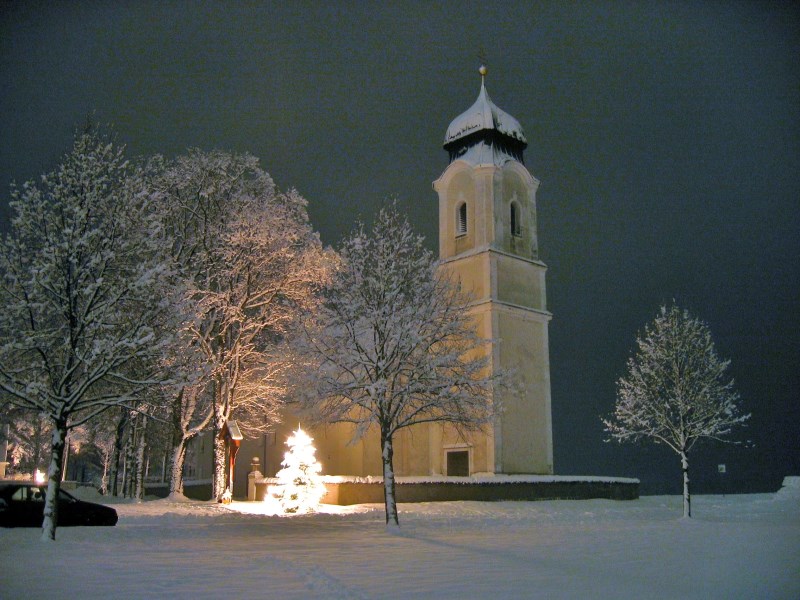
<box><xmin>252</xmin><ymin>474</ymin><xmax>640</xmax><ymax>505</ymax></box>
<box><xmin>776</xmin><ymin>476</ymin><xmax>800</xmax><ymax>499</ymax></box>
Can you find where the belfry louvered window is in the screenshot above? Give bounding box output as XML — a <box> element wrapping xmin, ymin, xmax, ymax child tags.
<box><xmin>456</xmin><ymin>202</ymin><xmax>467</xmax><ymax>236</ymax></box>
<box><xmin>510</xmin><ymin>201</ymin><xmax>521</xmax><ymax>236</ymax></box>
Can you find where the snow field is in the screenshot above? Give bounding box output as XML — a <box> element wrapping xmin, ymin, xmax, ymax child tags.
<box><xmin>0</xmin><ymin>488</ymin><xmax>797</xmax><ymax>599</ymax></box>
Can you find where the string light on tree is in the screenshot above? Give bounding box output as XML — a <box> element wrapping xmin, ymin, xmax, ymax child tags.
<box><xmin>270</xmin><ymin>427</ymin><xmax>325</xmax><ymax>514</ymax></box>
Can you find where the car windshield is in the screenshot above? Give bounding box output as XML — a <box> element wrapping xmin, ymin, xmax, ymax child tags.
<box><xmin>57</xmin><ymin>489</ymin><xmax>77</xmax><ymax>502</ymax></box>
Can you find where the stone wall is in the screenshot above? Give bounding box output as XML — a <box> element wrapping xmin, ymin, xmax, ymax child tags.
<box><xmin>253</xmin><ymin>476</ymin><xmax>639</xmax><ymax>505</ymax></box>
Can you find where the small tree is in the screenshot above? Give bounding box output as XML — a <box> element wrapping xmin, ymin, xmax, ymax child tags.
<box><xmin>603</xmin><ymin>304</ymin><xmax>749</xmax><ymax>518</ymax></box>
<box><xmin>298</xmin><ymin>205</ymin><xmax>498</xmax><ymax>526</ymax></box>
<box><xmin>271</xmin><ymin>427</ymin><xmax>325</xmax><ymax>514</ymax></box>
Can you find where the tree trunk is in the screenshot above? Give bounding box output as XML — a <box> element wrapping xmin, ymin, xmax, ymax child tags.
<box><xmin>169</xmin><ymin>440</ymin><xmax>188</xmax><ymax>497</ymax></box>
<box><xmin>213</xmin><ymin>429</ymin><xmax>227</xmax><ymax>501</ymax></box>
<box><xmin>169</xmin><ymin>395</ymin><xmax>188</xmax><ymax>497</ymax></box>
<box><xmin>109</xmin><ymin>409</ymin><xmax>128</xmax><ymax>496</ymax></box>
<box><xmin>61</xmin><ymin>430</ymin><xmax>70</xmax><ymax>480</ymax></box>
<box><xmin>41</xmin><ymin>417</ymin><xmax>68</xmax><ymax>542</ymax></box>
<box><xmin>122</xmin><ymin>412</ymin><xmax>137</xmax><ymax>498</ymax></box>
<box><xmin>99</xmin><ymin>448</ymin><xmax>110</xmax><ymax>495</ymax></box>
<box><xmin>681</xmin><ymin>450</ymin><xmax>691</xmax><ymax>518</ymax></box>
<box><xmin>211</xmin><ymin>379</ymin><xmax>228</xmax><ymax>502</ymax></box>
<box><xmin>381</xmin><ymin>431</ymin><xmax>399</xmax><ymax>527</ymax></box>
<box><xmin>212</xmin><ymin>380</ymin><xmax>229</xmax><ymax>501</ymax></box>
<box><xmin>133</xmin><ymin>415</ymin><xmax>147</xmax><ymax>501</ymax></box>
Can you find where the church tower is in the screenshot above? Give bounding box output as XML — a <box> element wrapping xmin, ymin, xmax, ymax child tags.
<box><xmin>257</xmin><ymin>67</ymin><xmax>553</xmax><ymax>484</ymax></box>
<box><xmin>433</xmin><ymin>67</ymin><xmax>553</xmax><ymax>474</ymax></box>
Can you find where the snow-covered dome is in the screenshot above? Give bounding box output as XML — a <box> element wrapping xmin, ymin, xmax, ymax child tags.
<box><xmin>443</xmin><ymin>67</ymin><xmax>527</xmax><ymax>166</ymax></box>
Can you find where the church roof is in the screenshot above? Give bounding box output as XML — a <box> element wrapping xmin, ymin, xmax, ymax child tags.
<box><xmin>443</xmin><ymin>67</ymin><xmax>527</xmax><ymax>165</ymax></box>
<box><xmin>444</xmin><ymin>71</ymin><xmax>527</xmax><ymax>146</ymax></box>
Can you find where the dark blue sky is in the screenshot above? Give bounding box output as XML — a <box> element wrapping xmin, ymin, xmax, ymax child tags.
<box><xmin>2</xmin><ymin>2</ymin><xmax>798</xmax><ymax>493</ymax></box>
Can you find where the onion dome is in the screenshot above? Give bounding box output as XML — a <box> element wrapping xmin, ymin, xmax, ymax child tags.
<box><xmin>443</xmin><ymin>66</ymin><xmax>527</xmax><ymax>165</ymax></box>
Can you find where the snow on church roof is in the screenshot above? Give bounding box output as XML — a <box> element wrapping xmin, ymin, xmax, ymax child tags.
<box><xmin>443</xmin><ymin>66</ymin><xmax>527</xmax><ymax>147</ymax></box>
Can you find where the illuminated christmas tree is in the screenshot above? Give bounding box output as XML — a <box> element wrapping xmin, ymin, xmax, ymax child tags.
<box><xmin>271</xmin><ymin>427</ymin><xmax>325</xmax><ymax>513</ymax></box>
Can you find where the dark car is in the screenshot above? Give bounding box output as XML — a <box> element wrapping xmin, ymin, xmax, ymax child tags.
<box><xmin>0</xmin><ymin>481</ymin><xmax>118</xmax><ymax>527</ymax></box>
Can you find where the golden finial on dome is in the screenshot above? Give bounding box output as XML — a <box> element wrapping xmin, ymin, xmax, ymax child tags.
<box><xmin>477</xmin><ymin>48</ymin><xmax>488</xmax><ymax>85</ymax></box>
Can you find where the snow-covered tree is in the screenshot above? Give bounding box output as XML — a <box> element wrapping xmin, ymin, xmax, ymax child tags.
<box><xmin>0</xmin><ymin>406</ymin><xmax>52</xmax><ymax>476</ymax></box>
<box><xmin>82</xmin><ymin>410</ymin><xmax>118</xmax><ymax>494</ymax></box>
<box><xmin>602</xmin><ymin>304</ymin><xmax>750</xmax><ymax>518</ymax></box>
<box><xmin>297</xmin><ymin>205</ymin><xmax>498</xmax><ymax>526</ymax></box>
<box><xmin>271</xmin><ymin>427</ymin><xmax>325</xmax><ymax>513</ymax></box>
<box><xmin>0</xmin><ymin>129</ymin><xmax>170</xmax><ymax>540</ymax></box>
<box><xmin>147</xmin><ymin>150</ymin><xmax>333</xmax><ymax>500</ymax></box>
<box><xmin>113</xmin><ymin>154</ymin><xmax>213</xmax><ymax>500</ymax></box>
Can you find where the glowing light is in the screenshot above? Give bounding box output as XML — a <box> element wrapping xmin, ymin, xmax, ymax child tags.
<box><xmin>34</xmin><ymin>469</ymin><xmax>46</xmax><ymax>484</ymax></box>
<box><xmin>268</xmin><ymin>426</ymin><xmax>325</xmax><ymax>514</ymax></box>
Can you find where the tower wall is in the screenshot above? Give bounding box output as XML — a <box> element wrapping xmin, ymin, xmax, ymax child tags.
<box><xmin>434</xmin><ymin>157</ymin><xmax>554</xmax><ymax>475</ymax></box>
<box><xmin>495</xmin><ymin>304</ymin><xmax>553</xmax><ymax>473</ymax></box>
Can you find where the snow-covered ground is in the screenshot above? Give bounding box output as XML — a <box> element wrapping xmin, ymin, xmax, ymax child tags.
<box><xmin>1</xmin><ymin>481</ymin><xmax>798</xmax><ymax>599</ymax></box>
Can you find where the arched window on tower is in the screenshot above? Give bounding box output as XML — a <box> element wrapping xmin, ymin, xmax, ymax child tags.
<box><xmin>456</xmin><ymin>201</ymin><xmax>467</xmax><ymax>236</ymax></box>
<box><xmin>510</xmin><ymin>201</ymin><xmax>521</xmax><ymax>237</ymax></box>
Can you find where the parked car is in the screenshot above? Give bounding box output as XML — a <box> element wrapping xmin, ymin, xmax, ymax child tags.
<box><xmin>0</xmin><ymin>481</ymin><xmax>118</xmax><ymax>527</ymax></box>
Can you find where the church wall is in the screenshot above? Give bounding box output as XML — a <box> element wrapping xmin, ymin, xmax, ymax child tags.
<box><xmin>495</xmin><ymin>305</ymin><xmax>553</xmax><ymax>474</ymax></box>
<box><xmin>440</xmin><ymin>425</ymin><xmax>494</xmax><ymax>475</ymax></box>
<box><xmin>393</xmin><ymin>425</ymin><xmax>433</xmax><ymax>475</ymax></box>
<box><xmin>261</xmin><ymin>414</ymin><xmax>383</xmax><ymax>478</ymax></box>
<box><xmin>259</xmin><ymin>386</ymin><xmax>501</xmax><ymax>480</ymax></box>
<box><xmin>440</xmin><ymin>170</ymin><xmax>476</xmax><ymax>258</ymax></box>
<box><xmin>473</xmin><ymin>167</ymin><xmax>496</xmax><ymax>248</ymax></box>
<box><xmin>495</xmin><ymin>170</ymin><xmax>528</xmax><ymax>256</ymax></box>
<box><xmin>313</xmin><ymin>424</ymin><xmax>382</xmax><ymax>476</ymax></box>
<box><xmin>440</xmin><ymin>254</ymin><xmax>491</xmax><ymax>303</ymax></box>
<box><xmin>495</xmin><ymin>165</ymin><xmax>539</xmax><ymax>259</ymax></box>
<box><xmin>454</xmin><ymin>301</ymin><xmax>497</xmax><ymax>475</ymax></box>
<box><xmin>494</xmin><ymin>253</ymin><xmax>546</xmax><ymax>311</ymax></box>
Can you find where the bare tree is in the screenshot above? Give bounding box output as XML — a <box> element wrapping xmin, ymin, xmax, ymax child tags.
<box><xmin>298</xmin><ymin>205</ymin><xmax>498</xmax><ymax>526</ymax></box>
<box><xmin>602</xmin><ymin>304</ymin><xmax>750</xmax><ymax>518</ymax></box>
<box><xmin>0</xmin><ymin>129</ymin><xmax>169</xmax><ymax>540</ymax></box>
<box><xmin>149</xmin><ymin>150</ymin><xmax>333</xmax><ymax>500</ymax></box>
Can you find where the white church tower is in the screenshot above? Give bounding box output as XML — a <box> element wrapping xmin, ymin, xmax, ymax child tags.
<box><xmin>433</xmin><ymin>66</ymin><xmax>553</xmax><ymax>474</ymax></box>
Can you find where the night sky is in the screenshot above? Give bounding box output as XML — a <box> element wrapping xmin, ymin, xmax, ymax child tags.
<box><xmin>2</xmin><ymin>2</ymin><xmax>798</xmax><ymax>493</ymax></box>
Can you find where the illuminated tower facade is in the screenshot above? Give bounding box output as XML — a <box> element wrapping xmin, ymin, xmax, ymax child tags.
<box><xmin>432</xmin><ymin>66</ymin><xmax>553</xmax><ymax>474</ymax></box>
